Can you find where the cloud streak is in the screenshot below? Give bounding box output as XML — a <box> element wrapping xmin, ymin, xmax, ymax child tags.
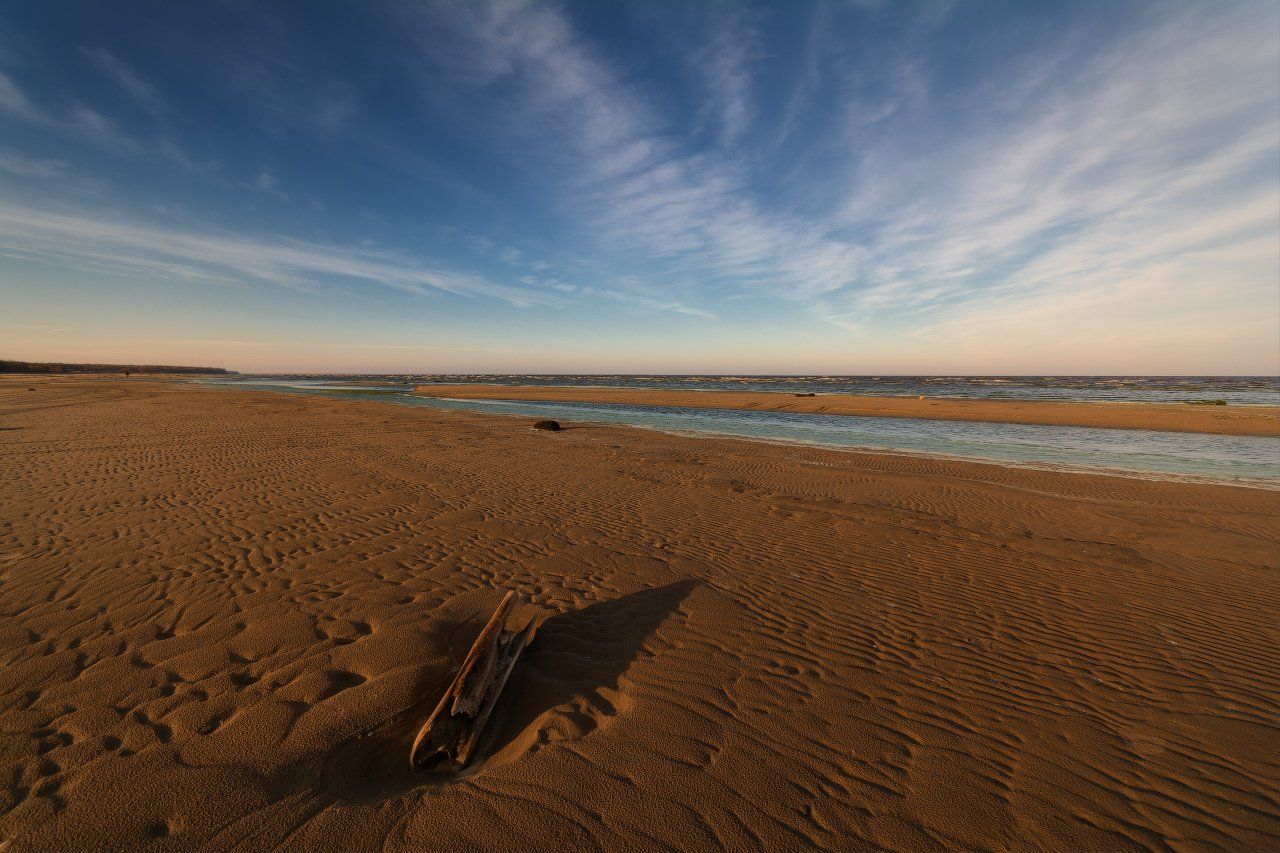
<box><xmin>823</xmin><ymin>4</ymin><xmax>1279</xmax><ymax>350</ymax></box>
<box><xmin>85</xmin><ymin>48</ymin><xmax>166</xmax><ymax>114</ymax></box>
<box><xmin>0</xmin><ymin>148</ymin><xmax>66</xmax><ymax>178</ymax></box>
<box><xmin>0</xmin><ymin>202</ymin><xmax>544</xmax><ymax>305</ymax></box>
<box><xmin>425</xmin><ymin>0</ymin><xmax>864</xmax><ymax>304</ymax></box>
<box><xmin>0</xmin><ymin>0</ymin><xmax>1275</xmax><ymax>372</ymax></box>
<box><xmin>426</xmin><ymin>0</ymin><xmax>1276</xmax><ymax>368</ymax></box>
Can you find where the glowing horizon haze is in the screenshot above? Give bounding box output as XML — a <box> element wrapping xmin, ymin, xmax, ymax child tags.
<box><xmin>1</xmin><ymin>0</ymin><xmax>1277</xmax><ymax>374</ymax></box>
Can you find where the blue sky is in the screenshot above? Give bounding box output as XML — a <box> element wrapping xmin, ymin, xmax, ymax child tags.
<box><xmin>1</xmin><ymin>0</ymin><xmax>1277</xmax><ymax>374</ymax></box>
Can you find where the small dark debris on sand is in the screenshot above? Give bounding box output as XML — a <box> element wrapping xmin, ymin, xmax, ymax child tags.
<box><xmin>793</xmin><ymin>392</ymin><xmax>816</xmax><ymax>397</ymax></box>
<box><xmin>533</xmin><ymin>420</ymin><xmax>562</xmax><ymax>431</ymax></box>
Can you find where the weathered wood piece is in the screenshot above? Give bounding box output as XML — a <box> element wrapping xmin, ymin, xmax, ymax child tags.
<box><xmin>409</xmin><ymin>591</ymin><xmax>534</xmax><ymax>773</ymax></box>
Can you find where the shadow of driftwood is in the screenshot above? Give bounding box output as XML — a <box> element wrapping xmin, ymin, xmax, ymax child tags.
<box><xmin>479</xmin><ymin>579</ymin><xmax>697</xmax><ymax>760</ymax></box>
<box><xmin>321</xmin><ymin>580</ymin><xmax>696</xmax><ymax>803</ymax></box>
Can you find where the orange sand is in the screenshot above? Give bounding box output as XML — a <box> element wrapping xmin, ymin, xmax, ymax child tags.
<box><xmin>1</xmin><ymin>377</ymin><xmax>1277</xmax><ymax>849</ymax></box>
<box><xmin>414</xmin><ymin>383</ymin><xmax>1280</xmax><ymax>436</ymax></box>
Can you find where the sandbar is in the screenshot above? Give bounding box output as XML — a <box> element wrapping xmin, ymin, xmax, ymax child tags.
<box><xmin>414</xmin><ymin>383</ymin><xmax>1280</xmax><ymax>436</ymax></box>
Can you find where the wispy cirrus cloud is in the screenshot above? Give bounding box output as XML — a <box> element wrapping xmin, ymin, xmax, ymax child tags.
<box><xmin>420</xmin><ymin>0</ymin><xmax>860</xmax><ymax>304</ymax></box>
<box><xmin>692</xmin><ymin>9</ymin><xmax>760</xmax><ymax>147</ymax></box>
<box><xmin>0</xmin><ymin>148</ymin><xmax>66</xmax><ymax>178</ymax></box>
<box><xmin>211</xmin><ymin>11</ymin><xmax>360</xmax><ymax>135</ymax></box>
<box><xmin>0</xmin><ymin>69</ymin><xmax>39</xmax><ymax>121</ymax></box>
<box><xmin>580</xmin><ymin>285</ymin><xmax>716</xmax><ymax>320</ymax></box>
<box><xmin>85</xmin><ymin>48</ymin><xmax>166</xmax><ymax>114</ymax></box>
<box><xmin>0</xmin><ymin>202</ymin><xmax>545</xmax><ymax>306</ymax></box>
<box><xmin>822</xmin><ymin>3</ymin><xmax>1279</xmax><ymax>350</ymax></box>
<box><xmin>63</xmin><ymin>104</ymin><xmax>141</xmax><ymax>154</ymax></box>
<box><xmin>421</xmin><ymin>0</ymin><xmax>1276</xmax><ymax>369</ymax></box>
<box><xmin>0</xmin><ymin>67</ymin><xmax>159</xmax><ymax>157</ymax></box>
<box><xmin>0</xmin><ymin>0</ymin><xmax>1275</xmax><ymax>372</ymax></box>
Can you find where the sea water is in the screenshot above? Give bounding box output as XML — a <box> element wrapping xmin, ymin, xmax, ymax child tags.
<box><xmin>409</xmin><ymin>374</ymin><xmax>1280</xmax><ymax>406</ymax></box>
<box><xmin>197</xmin><ymin>379</ymin><xmax>1280</xmax><ymax>486</ymax></box>
<box><xmin>206</xmin><ymin>374</ymin><xmax>1280</xmax><ymax>405</ymax></box>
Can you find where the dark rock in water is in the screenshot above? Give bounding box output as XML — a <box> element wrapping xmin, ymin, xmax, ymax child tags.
<box><xmin>794</xmin><ymin>392</ymin><xmax>816</xmax><ymax>397</ymax></box>
<box><xmin>533</xmin><ymin>420</ymin><xmax>561</xmax><ymax>431</ymax></box>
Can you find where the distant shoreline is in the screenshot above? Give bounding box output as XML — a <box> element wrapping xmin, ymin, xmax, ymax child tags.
<box><xmin>414</xmin><ymin>383</ymin><xmax>1280</xmax><ymax>437</ymax></box>
<box><xmin>0</xmin><ymin>359</ymin><xmax>232</xmax><ymax>376</ymax></box>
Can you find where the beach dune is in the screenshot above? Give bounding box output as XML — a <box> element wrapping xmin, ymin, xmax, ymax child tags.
<box><xmin>1</xmin><ymin>377</ymin><xmax>1277</xmax><ymax>850</ymax></box>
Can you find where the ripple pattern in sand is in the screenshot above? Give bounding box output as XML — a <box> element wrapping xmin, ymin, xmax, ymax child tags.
<box><xmin>0</xmin><ymin>378</ymin><xmax>1277</xmax><ymax>850</ymax></box>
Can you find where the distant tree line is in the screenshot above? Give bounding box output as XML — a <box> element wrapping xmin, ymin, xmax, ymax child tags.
<box><xmin>0</xmin><ymin>360</ymin><xmax>232</xmax><ymax>375</ymax></box>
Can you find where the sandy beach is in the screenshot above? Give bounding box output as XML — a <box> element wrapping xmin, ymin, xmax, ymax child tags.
<box><xmin>1</xmin><ymin>376</ymin><xmax>1277</xmax><ymax>850</ymax></box>
<box><xmin>414</xmin><ymin>384</ymin><xmax>1280</xmax><ymax>437</ymax></box>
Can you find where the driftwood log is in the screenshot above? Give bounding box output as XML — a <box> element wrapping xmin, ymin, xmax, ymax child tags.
<box><xmin>409</xmin><ymin>591</ymin><xmax>534</xmax><ymax>773</ymax></box>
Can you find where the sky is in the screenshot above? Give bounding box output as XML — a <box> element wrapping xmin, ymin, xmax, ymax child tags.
<box><xmin>0</xmin><ymin>0</ymin><xmax>1277</xmax><ymax>375</ymax></box>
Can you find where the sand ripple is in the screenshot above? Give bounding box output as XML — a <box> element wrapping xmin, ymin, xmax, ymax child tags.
<box><xmin>0</xmin><ymin>377</ymin><xmax>1276</xmax><ymax>850</ymax></box>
